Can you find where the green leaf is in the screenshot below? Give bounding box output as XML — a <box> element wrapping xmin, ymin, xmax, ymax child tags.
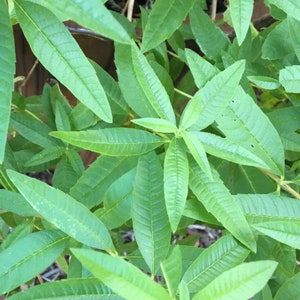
<box><xmin>216</xmin><ymin>86</ymin><xmax>284</xmax><ymax>176</ymax></box>
<box><xmin>132</xmin><ymin>152</ymin><xmax>171</xmax><ymax>274</ymax></box>
<box><xmin>141</xmin><ymin>0</ymin><xmax>195</xmax><ymax>52</ymax></box>
<box><xmin>7</xmin><ymin>170</ymin><xmax>115</xmax><ymax>253</ymax></box>
<box><xmin>181</xmin><ymin>131</ymin><xmax>212</xmax><ymax>180</ymax></box>
<box><xmin>71</xmin><ymin>248</ymin><xmax>172</xmax><ymax>300</ymax></box>
<box><xmin>247</xmin><ymin>76</ymin><xmax>281</xmax><ymax>90</ymax></box>
<box><xmin>182</xmin><ymin>235</ymin><xmax>250</xmax><ymax>293</ymax></box>
<box><xmin>279</xmin><ymin>65</ymin><xmax>300</xmax><ymax>93</ymax></box>
<box><xmin>189</xmin><ymin>161</ymin><xmax>256</xmax><ymax>252</ymax></box>
<box><xmin>51</xmin><ymin>128</ymin><xmax>165</xmax><ymax>156</ymax></box>
<box><xmin>160</xmin><ymin>246</ymin><xmax>182</xmax><ymax>298</ymax></box>
<box><xmin>14</xmin><ymin>0</ymin><xmax>112</xmax><ymax>122</ymax></box>
<box><xmin>0</xmin><ymin>230</ymin><xmax>68</xmax><ymax>295</ymax></box>
<box><xmin>253</xmin><ymin>221</ymin><xmax>300</xmax><ymax>249</ymax></box>
<box><xmin>268</xmin><ymin>0</ymin><xmax>300</xmax><ymax>21</ymax></box>
<box><xmin>274</xmin><ymin>272</ymin><xmax>300</xmax><ymax>300</ymax></box>
<box><xmin>164</xmin><ymin>138</ymin><xmax>189</xmax><ymax>232</ymax></box>
<box><xmin>229</xmin><ymin>0</ymin><xmax>254</xmax><ymax>45</ymax></box>
<box><xmin>132</xmin><ymin>118</ymin><xmax>178</xmax><ymax>133</ymax></box>
<box><xmin>55</xmin><ymin>101</ymin><xmax>71</xmax><ymax>132</ymax></box>
<box><xmin>0</xmin><ymin>0</ymin><xmax>15</xmax><ymax>163</ymax></box>
<box><xmin>192</xmin><ymin>261</ymin><xmax>278</xmax><ymax>300</ymax></box>
<box><xmin>131</xmin><ymin>43</ymin><xmax>176</xmax><ymax>123</ymax></box>
<box><xmin>70</xmin><ymin>156</ymin><xmax>138</xmax><ymax>208</ymax></box>
<box><xmin>6</xmin><ymin>278</ymin><xmax>123</xmax><ymax>300</ymax></box>
<box><xmin>288</xmin><ymin>17</ymin><xmax>300</xmax><ymax>61</ymax></box>
<box><xmin>189</xmin><ymin>1</ymin><xmax>230</xmax><ymax>59</ymax></box>
<box><xmin>70</xmin><ymin>103</ymin><xmax>99</xmax><ymax>130</ymax></box>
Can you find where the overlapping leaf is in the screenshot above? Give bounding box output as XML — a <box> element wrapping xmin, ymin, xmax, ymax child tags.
<box><xmin>279</xmin><ymin>65</ymin><xmax>300</xmax><ymax>93</ymax></box>
<box><xmin>268</xmin><ymin>0</ymin><xmax>300</xmax><ymax>21</ymax></box>
<box><xmin>274</xmin><ymin>272</ymin><xmax>300</xmax><ymax>300</ymax></box>
<box><xmin>132</xmin><ymin>118</ymin><xmax>178</xmax><ymax>133</ymax></box>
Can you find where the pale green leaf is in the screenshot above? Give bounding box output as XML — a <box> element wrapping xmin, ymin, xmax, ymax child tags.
<box><xmin>132</xmin><ymin>118</ymin><xmax>178</xmax><ymax>133</ymax></box>
<box><xmin>14</xmin><ymin>0</ymin><xmax>112</xmax><ymax>122</ymax></box>
<box><xmin>182</xmin><ymin>235</ymin><xmax>250</xmax><ymax>293</ymax></box>
<box><xmin>247</xmin><ymin>76</ymin><xmax>281</xmax><ymax>90</ymax></box>
<box><xmin>131</xmin><ymin>43</ymin><xmax>176</xmax><ymax>123</ymax></box>
<box><xmin>71</xmin><ymin>248</ymin><xmax>172</xmax><ymax>300</ymax></box>
<box><xmin>229</xmin><ymin>0</ymin><xmax>254</xmax><ymax>45</ymax></box>
<box><xmin>0</xmin><ymin>0</ymin><xmax>15</xmax><ymax>163</ymax></box>
<box><xmin>7</xmin><ymin>278</ymin><xmax>123</xmax><ymax>300</ymax></box>
<box><xmin>70</xmin><ymin>103</ymin><xmax>99</xmax><ymax>130</ymax></box>
<box><xmin>132</xmin><ymin>152</ymin><xmax>171</xmax><ymax>274</ymax></box>
<box><xmin>70</xmin><ymin>156</ymin><xmax>137</xmax><ymax>208</ymax></box>
<box><xmin>192</xmin><ymin>261</ymin><xmax>278</xmax><ymax>300</ymax></box>
<box><xmin>288</xmin><ymin>17</ymin><xmax>300</xmax><ymax>61</ymax></box>
<box><xmin>164</xmin><ymin>138</ymin><xmax>189</xmax><ymax>232</ymax></box>
<box><xmin>274</xmin><ymin>272</ymin><xmax>300</xmax><ymax>300</ymax></box>
<box><xmin>0</xmin><ymin>230</ymin><xmax>68</xmax><ymax>295</ymax></box>
<box><xmin>141</xmin><ymin>0</ymin><xmax>195</xmax><ymax>52</ymax></box>
<box><xmin>189</xmin><ymin>161</ymin><xmax>256</xmax><ymax>252</ymax></box>
<box><xmin>7</xmin><ymin>170</ymin><xmax>115</xmax><ymax>253</ymax></box>
<box><xmin>216</xmin><ymin>86</ymin><xmax>284</xmax><ymax>176</ymax></box>
<box><xmin>189</xmin><ymin>1</ymin><xmax>230</xmax><ymax>59</ymax></box>
<box><xmin>279</xmin><ymin>65</ymin><xmax>300</xmax><ymax>93</ymax></box>
<box><xmin>253</xmin><ymin>221</ymin><xmax>300</xmax><ymax>249</ymax></box>
<box><xmin>182</xmin><ymin>131</ymin><xmax>212</xmax><ymax>179</ymax></box>
<box><xmin>51</xmin><ymin>128</ymin><xmax>165</xmax><ymax>156</ymax></box>
<box><xmin>55</xmin><ymin>101</ymin><xmax>71</xmax><ymax>132</ymax></box>
<box><xmin>268</xmin><ymin>0</ymin><xmax>300</xmax><ymax>21</ymax></box>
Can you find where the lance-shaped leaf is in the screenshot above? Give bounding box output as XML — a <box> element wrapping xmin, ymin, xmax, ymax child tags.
<box><xmin>189</xmin><ymin>161</ymin><xmax>256</xmax><ymax>252</ymax></box>
<box><xmin>229</xmin><ymin>0</ymin><xmax>254</xmax><ymax>45</ymax></box>
<box><xmin>247</xmin><ymin>75</ymin><xmax>281</xmax><ymax>90</ymax></box>
<box><xmin>279</xmin><ymin>65</ymin><xmax>300</xmax><ymax>93</ymax></box>
<box><xmin>253</xmin><ymin>221</ymin><xmax>300</xmax><ymax>249</ymax></box>
<box><xmin>182</xmin><ymin>235</ymin><xmax>250</xmax><ymax>293</ymax></box>
<box><xmin>0</xmin><ymin>230</ymin><xmax>68</xmax><ymax>295</ymax></box>
<box><xmin>192</xmin><ymin>261</ymin><xmax>278</xmax><ymax>300</ymax></box>
<box><xmin>132</xmin><ymin>152</ymin><xmax>171</xmax><ymax>274</ymax></box>
<box><xmin>181</xmin><ymin>131</ymin><xmax>212</xmax><ymax>180</ymax></box>
<box><xmin>131</xmin><ymin>43</ymin><xmax>176</xmax><ymax>123</ymax></box>
<box><xmin>164</xmin><ymin>138</ymin><xmax>189</xmax><ymax>232</ymax></box>
<box><xmin>71</xmin><ymin>248</ymin><xmax>172</xmax><ymax>300</ymax></box>
<box><xmin>268</xmin><ymin>0</ymin><xmax>300</xmax><ymax>21</ymax></box>
<box><xmin>274</xmin><ymin>272</ymin><xmax>300</xmax><ymax>300</ymax></box>
<box><xmin>14</xmin><ymin>0</ymin><xmax>112</xmax><ymax>122</ymax></box>
<box><xmin>141</xmin><ymin>0</ymin><xmax>195</xmax><ymax>52</ymax></box>
<box><xmin>216</xmin><ymin>86</ymin><xmax>284</xmax><ymax>176</ymax></box>
<box><xmin>51</xmin><ymin>128</ymin><xmax>165</xmax><ymax>156</ymax></box>
<box><xmin>0</xmin><ymin>1</ymin><xmax>15</xmax><ymax>163</ymax></box>
<box><xmin>189</xmin><ymin>1</ymin><xmax>230</xmax><ymax>59</ymax></box>
<box><xmin>6</xmin><ymin>278</ymin><xmax>122</xmax><ymax>300</ymax></box>
<box><xmin>7</xmin><ymin>170</ymin><xmax>115</xmax><ymax>253</ymax></box>
<box><xmin>132</xmin><ymin>118</ymin><xmax>178</xmax><ymax>133</ymax></box>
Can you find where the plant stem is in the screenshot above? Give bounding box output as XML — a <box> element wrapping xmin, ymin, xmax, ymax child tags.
<box><xmin>174</xmin><ymin>88</ymin><xmax>192</xmax><ymax>99</ymax></box>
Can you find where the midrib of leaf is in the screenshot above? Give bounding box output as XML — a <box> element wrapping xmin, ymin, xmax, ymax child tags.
<box><xmin>239</xmin><ymin>166</ymin><xmax>258</xmax><ymax>193</ymax></box>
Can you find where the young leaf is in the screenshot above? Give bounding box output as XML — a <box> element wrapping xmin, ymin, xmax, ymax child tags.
<box><xmin>6</xmin><ymin>278</ymin><xmax>122</xmax><ymax>300</ymax></box>
<box><xmin>274</xmin><ymin>272</ymin><xmax>300</xmax><ymax>300</ymax></box>
<box><xmin>141</xmin><ymin>0</ymin><xmax>195</xmax><ymax>52</ymax></box>
<box><xmin>132</xmin><ymin>151</ymin><xmax>171</xmax><ymax>274</ymax></box>
<box><xmin>132</xmin><ymin>118</ymin><xmax>178</xmax><ymax>133</ymax></box>
<box><xmin>253</xmin><ymin>221</ymin><xmax>300</xmax><ymax>249</ymax></box>
<box><xmin>182</xmin><ymin>235</ymin><xmax>250</xmax><ymax>293</ymax></box>
<box><xmin>14</xmin><ymin>0</ymin><xmax>112</xmax><ymax>123</ymax></box>
<box><xmin>189</xmin><ymin>1</ymin><xmax>230</xmax><ymax>59</ymax></box>
<box><xmin>51</xmin><ymin>128</ymin><xmax>165</xmax><ymax>156</ymax></box>
<box><xmin>189</xmin><ymin>161</ymin><xmax>256</xmax><ymax>252</ymax></box>
<box><xmin>268</xmin><ymin>0</ymin><xmax>300</xmax><ymax>21</ymax></box>
<box><xmin>131</xmin><ymin>43</ymin><xmax>176</xmax><ymax>123</ymax></box>
<box><xmin>164</xmin><ymin>138</ymin><xmax>189</xmax><ymax>232</ymax></box>
<box><xmin>55</xmin><ymin>101</ymin><xmax>71</xmax><ymax>132</ymax></box>
<box><xmin>7</xmin><ymin>170</ymin><xmax>115</xmax><ymax>253</ymax></box>
<box><xmin>0</xmin><ymin>0</ymin><xmax>15</xmax><ymax>163</ymax></box>
<box><xmin>192</xmin><ymin>261</ymin><xmax>278</xmax><ymax>300</ymax></box>
<box><xmin>71</xmin><ymin>248</ymin><xmax>172</xmax><ymax>300</ymax></box>
<box><xmin>0</xmin><ymin>230</ymin><xmax>68</xmax><ymax>295</ymax></box>
<box><xmin>279</xmin><ymin>65</ymin><xmax>300</xmax><ymax>93</ymax></box>
<box><xmin>229</xmin><ymin>0</ymin><xmax>254</xmax><ymax>45</ymax></box>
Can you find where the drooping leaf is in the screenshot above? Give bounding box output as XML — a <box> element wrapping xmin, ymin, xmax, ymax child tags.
<box><xmin>132</xmin><ymin>118</ymin><xmax>178</xmax><ymax>133</ymax></box>
<box><xmin>51</xmin><ymin>128</ymin><xmax>165</xmax><ymax>156</ymax></box>
<box><xmin>268</xmin><ymin>0</ymin><xmax>300</xmax><ymax>21</ymax></box>
<box><xmin>132</xmin><ymin>152</ymin><xmax>171</xmax><ymax>274</ymax></box>
<box><xmin>71</xmin><ymin>248</ymin><xmax>172</xmax><ymax>300</ymax></box>
<box><xmin>14</xmin><ymin>0</ymin><xmax>112</xmax><ymax>122</ymax></box>
<box><xmin>164</xmin><ymin>138</ymin><xmax>189</xmax><ymax>232</ymax></box>
<box><xmin>0</xmin><ymin>0</ymin><xmax>15</xmax><ymax>163</ymax></box>
<box><xmin>192</xmin><ymin>261</ymin><xmax>278</xmax><ymax>300</ymax></box>
<box><xmin>0</xmin><ymin>230</ymin><xmax>68</xmax><ymax>295</ymax></box>
<box><xmin>6</xmin><ymin>278</ymin><xmax>122</xmax><ymax>300</ymax></box>
<box><xmin>189</xmin><ymin>160</ymin><xmax>256</xmax><ymax>252</ymax></box>
<box><xmin>141</xmin><ymin>0</ymin><xmax>195</xmax><ymax>52</ymax></box>
<box><xmin>7</xmin><ymin>170</ymin><xmax>115</xmax><ymax>253</ymax></box>
<box><xmin>279</xmin><ymin>65</ymin><xmax>300</xmax><ymax>93</ymax></box>
<box><xmin>131</xmin><ymin>43</ymin><xmax>176</xmax><ymax>123</ymax></box>
<box><xmin>274</xmin><ymin>272</ymin><xmax>300</xmax><ymax>300</ymax></box>
<box><xmin>229</xmin><ymin>0</ymin><xmax>254</xmax><ymax>45</ymax></box>
<box><xmin>182</xmin><ymin>235</ymin><xmax>250</xmax><ymax>293</ymax></box>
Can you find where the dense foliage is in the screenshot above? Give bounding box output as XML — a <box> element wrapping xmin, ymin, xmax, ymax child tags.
<box><xmin>1</xmin><ymin>0</ymin><xmax>300</xmax><ymax>299</ymax></box>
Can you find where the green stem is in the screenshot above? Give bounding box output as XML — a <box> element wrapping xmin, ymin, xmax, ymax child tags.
<box><xmin>174</xmin><ymin>88</ymin><xmax>192</xmax><ymax>99</ymax></box>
